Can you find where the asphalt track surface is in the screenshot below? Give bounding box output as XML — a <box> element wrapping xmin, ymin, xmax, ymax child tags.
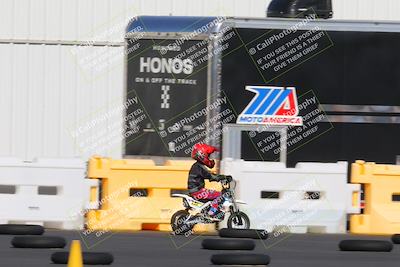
<box><xmin>1</xmin><ymin>230</ymin><xmax>400</xmax><ymax>266</ymax></box>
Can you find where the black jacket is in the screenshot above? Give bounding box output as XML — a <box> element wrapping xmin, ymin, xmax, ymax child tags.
<box><xmin>187</xmin><ymin>161</ymin><xmax>218</xmax><ymax>192</ymax></box>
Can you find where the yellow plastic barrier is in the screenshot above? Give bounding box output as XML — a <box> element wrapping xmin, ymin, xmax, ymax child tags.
<box><xmin>350</xmin><ymin>160</ymin><xmax>400</xmax><ymax>234</ymax></box>
<box><xmin>86</xmin><ymin>156</ymin><xmax>219</xmax><ymax>232</ymax></box>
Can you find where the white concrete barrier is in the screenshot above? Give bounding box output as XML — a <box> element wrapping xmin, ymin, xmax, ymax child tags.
<box><xmin>0</xmin><ymin>158</ymin><xmax>99</xmax><ymax>230</ymax></box>
<box><xmin>221</xmin><ymin>159</ymin><xmax>360</xmax><ymax>233</ymax></box>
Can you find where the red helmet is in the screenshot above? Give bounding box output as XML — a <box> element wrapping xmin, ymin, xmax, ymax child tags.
<box><xmin>191</xmin><ymin>143</ymin><xmax>218</xmax><ymax>168</ymax></box>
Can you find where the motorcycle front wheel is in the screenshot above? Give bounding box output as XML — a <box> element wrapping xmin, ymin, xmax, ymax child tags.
<box><xmin>227</xmin><ymin>211</ymin><xmax>250</xmax><ymax>229</ymax></box>
<box><xmin>171</xmin><ymin>210</ymin><xmax>194</xmax><ymax>235</ymax></box>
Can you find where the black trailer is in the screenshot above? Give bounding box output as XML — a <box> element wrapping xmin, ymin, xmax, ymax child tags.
<box><xmin>124</xmin><ymin>16</ymin><xmax>400</xmax><ymax>166</ymax></box>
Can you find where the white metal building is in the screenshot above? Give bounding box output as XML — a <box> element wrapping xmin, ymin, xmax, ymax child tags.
<box><xmin>1</xmin><ymin>0</ymin><xmax>399</xmax><ymax>160</ymax></box>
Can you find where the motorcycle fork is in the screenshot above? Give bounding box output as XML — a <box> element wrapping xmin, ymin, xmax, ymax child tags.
<box><xmin>230</xmin><ymin>197</ymin><xmax>243</xmax><ymax>225</ymax></box>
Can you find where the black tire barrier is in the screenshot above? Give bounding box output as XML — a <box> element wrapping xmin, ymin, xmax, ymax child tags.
<box><xmin>339</xmin><ymin>240</ymin><xmax>393</xmax><ymax>252</ymax></box>
<box><xmin>51</xmin><ymin>251</ymin><xmax>114</xmax><ymax>265</ymax></box>
<box><xmin>211</xmin><ymin>253</ymin><xmax>270</xmax><ymax>265</ymax></box>
<box><xmin>202</xmin><ymin>238</ymin><xmax>255</xmax><ymax>250</ymax></box>
<box><xmin>0</xmin><ymin>224</ymin><xmax>44</xmax><ymax>235</ymax></box>
<box><xmin>11</xmin><ymin>236</ymin><xmax>66</xmax><ymax>249</ymax></box>
<box><xmin>219</xmin><ymin>228</ymin><xmax>268</xmax><ymax>240</ymax></box>
<box><xmin>391</xmin><ymin>234</ymin><xmax>400</xmax><ymax>244</ymax></box>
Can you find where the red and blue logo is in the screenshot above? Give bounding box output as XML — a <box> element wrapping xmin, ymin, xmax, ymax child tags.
<box><xmin>237</xmin><ymin>86</ymin><xmax>303</xmax><ymax>126</ymax></box>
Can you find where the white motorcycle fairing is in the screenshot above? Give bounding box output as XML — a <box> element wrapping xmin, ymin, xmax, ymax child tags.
<box><xmin>172</xmin><ymin>193</ymin><xmax>211</xmax><ymax>211</ymax></box>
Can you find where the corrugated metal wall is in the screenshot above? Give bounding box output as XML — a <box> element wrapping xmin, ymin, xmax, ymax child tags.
<box><xmin>1</xmin><ymin>0</ymin><xmax>399</xmax><ymax>160</ymax></box>
<box><xmin>0</xmin><ymin>0</ymin><xmax>269</xmax><ymax>42</ymax></box>
<box><xmin>1</xmin><ymin>0</ymin><xmax>399</xmax><ymax>42</ymax></box>
<box><xmin>334</xmin><ymin>0</ymin><xmax>400</xmax><ymax>21</ymax></box>
<box><xmin>0</xmin><ymin>44</ymin><xmax>124</xmax><ymax>159</ymax></box>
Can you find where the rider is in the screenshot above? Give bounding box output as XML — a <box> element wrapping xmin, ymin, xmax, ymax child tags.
<box><xmin>188</xmin><ymin>143</ymin><xmax>226</xmax><ymax>219</ymax></box>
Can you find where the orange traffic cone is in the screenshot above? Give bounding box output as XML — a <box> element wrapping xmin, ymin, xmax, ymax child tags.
<box><xmin>67</xmin><ymin>240</ymin><xmax>83</xmax><ymax>267</ymax></box>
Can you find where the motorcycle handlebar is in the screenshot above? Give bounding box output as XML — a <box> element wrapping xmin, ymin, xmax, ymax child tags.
<box><xmin>220</xmin><ymin>175</ymin><xmax>233</xmax><ymax>184</ymax></box>
<box><xmin>218</xmin><ymin>175</ymin><xmax>232</xmax><ymax>182</ymax></box>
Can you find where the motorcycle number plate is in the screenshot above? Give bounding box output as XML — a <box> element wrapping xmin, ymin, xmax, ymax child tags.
<box><xmin>191</xmin><ymin>202</ymin><xmax>203</xmax><ymax>207</ymax></box>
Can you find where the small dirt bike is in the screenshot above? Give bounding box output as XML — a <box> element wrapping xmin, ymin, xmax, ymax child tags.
<box><xmin>170</xmin><ymin>176</ymin><xmax>250</xmax><ymax>235</ymax></box>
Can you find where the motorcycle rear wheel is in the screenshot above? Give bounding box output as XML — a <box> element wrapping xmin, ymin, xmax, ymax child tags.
<box><xmin>171</xmin><ymin>210</ymin><xmax>195</xmax><ymax>235</ymax></box>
